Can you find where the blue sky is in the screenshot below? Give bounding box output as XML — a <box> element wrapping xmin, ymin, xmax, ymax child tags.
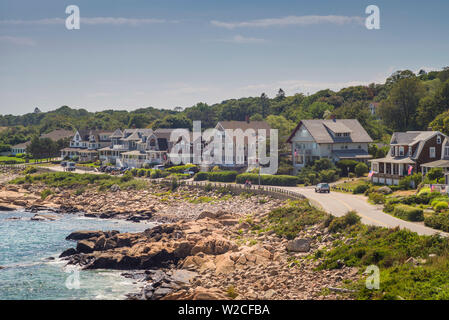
<box><xmin>0</xmin><ymin>0</ymin><xmax>448</xmax><ymax>115</ymax></box>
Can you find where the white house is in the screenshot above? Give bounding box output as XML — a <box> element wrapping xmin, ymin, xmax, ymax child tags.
<box><xmin>286</xmin><ymin>118</ymin><xmax>373</xmax><ymax>173</ymax></box>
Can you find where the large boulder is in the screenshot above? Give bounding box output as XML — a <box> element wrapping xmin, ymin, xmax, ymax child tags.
<box><xmin>174</xmin><ymin>242</ymin><xmax>193</xmax><ymax>258</ymax></box>
<box><xmin>215</xmin><ymin>254</ymin><xmax>235</xmax><ymax>274</ymax></box>
<box><xmin>190</xmin><ymin>236</ymin><xmax>237</xmax><ymax>256</ymax></box>
<box><xmin>66</xmin><ymin>230</ymin><xmax>114</xmax><ymax>241</ymax></box>
<box><xmin>59</xmin><ymin>248</ymin><xmax>77</xmax><ymax>258</ymax></box>
<box><xmin>377</xmin><ymin>186</ymin><xmax>393</xmax><ymax>195</ymax></box>
<box><xmin>76</xmin><ymin>240</ymin><xmax>96</xmax><ymax>254</ymax></box>
<box><xmin>286</xmin><ymin>238</ymin><xmax>311</xmax><ymax>252</ymax></box>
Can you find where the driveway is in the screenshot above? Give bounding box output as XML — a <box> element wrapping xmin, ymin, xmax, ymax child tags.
<box><xmin>280</xmin><ymin>186</ymin><xmax>448</xmax><ymax>237</ymax></box>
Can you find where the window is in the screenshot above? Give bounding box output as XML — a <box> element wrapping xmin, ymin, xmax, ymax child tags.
<box><xmin>391</xmin><ymin>147</ymin><xmax>395</xmax><ymax>156</ymax></box>
<box><xmin>399</xmin><ymin>146</ymin><xmax>404</xmax><ymax>156</ymax></box>
<box><xmin>430</xmin><ymin>147</ymin><xmax>436</xmax><ymax>158</ymax></box>
<box><xmin>437</xmin><ymin>136</ymin><xmax>442</xmax><ymax>144</ymax></box>
<box><xmin>408</xmin><ymin>148</ymin><xmax>412</xmax><ymax>156</ymax></box>
<box><xmin>445</xmin><ymin>146</ymin><xmax>449</xmax><ymax>157</ymax></box>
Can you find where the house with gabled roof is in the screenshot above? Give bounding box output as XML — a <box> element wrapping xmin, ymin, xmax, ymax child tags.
<box><xmin>61</xmin><ymin>129</ymin><xmax>112</xmax><ymax>162</ymax></box>
<box><xmin>369</xmin><ymin>130</ymin><xmax>448</xmax><ymax>185</ymax></box>
<box><xmin>286</xmin><ymin>118</ymin><xmax>373</xmax><ymax>173</ymax></box>
<box><xmin>213</xmin><ymin>120</ymin><xmax>272</xmax><ymax>169</ymax></box>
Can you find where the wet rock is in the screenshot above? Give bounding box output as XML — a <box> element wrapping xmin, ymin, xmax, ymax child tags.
<box><xmin>76</xmin><ymin>240</ymin><xmax>96</xmax><ymax>254</ymax></box>
<box><xmin>66</xmin><ymin>230</ymin><xmax>119</xmax><ymax>241</ymax></box>
<box><xmin>59</xmin><ymin>248</ymin><xmax>77</xmax><ymax>258</ymax></box>
<box><xmin>153</xmin><ymin>287</ymin><xmax>173</xmax><ymax>299</ymax></box>
<box><xmin>31</xmin><ymin>214</ymin><xmax>58</xmax><ymax>221</ymax></box>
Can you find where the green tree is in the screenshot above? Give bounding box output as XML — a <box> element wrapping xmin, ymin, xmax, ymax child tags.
<box><xmin>378</xmin><ymin>78</ymin><xmax>424</xmax><ymax>131</ymax></box>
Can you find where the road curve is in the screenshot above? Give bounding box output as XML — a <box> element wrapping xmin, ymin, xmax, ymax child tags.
<box><xmin>280</xmin><ymin>186</ymin><xmax>448</xmax><ymax>237</ymax></box>
<box><xmin>38</xmin><ymin>168</ymin><xmax>447</xmax><ymax>237</ymax></box>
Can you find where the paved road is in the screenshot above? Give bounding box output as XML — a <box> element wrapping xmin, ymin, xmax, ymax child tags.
<box><xmin>37</xmin><ymin>168</ymin><xmax>448</xmax><ymax>237</ymax></box>
<box><xmin>280</xmin><ymin>186</ymin><xmax>448</xmax><ymax>237</ymax></box>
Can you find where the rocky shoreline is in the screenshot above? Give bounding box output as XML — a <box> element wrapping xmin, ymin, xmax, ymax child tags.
<box><xmin>58</xmin><ymin>209</ymin><xmax>359</xmax><ymax>300</ymax></box>
<box><xmin>1</xmin><ymin>177</ymin><xmax>361</xmax><ymax>300</ymax></box>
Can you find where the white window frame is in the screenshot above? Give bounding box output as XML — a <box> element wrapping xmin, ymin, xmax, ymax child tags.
<box><xmin>399</xmin><ymin>146</ymin><xmax>404</xmax><ymax>156</ymax></box>
<box><xmin>437</xmin><ymin>136</ymin><xmax>441</xmax><ymax>144</ymax></box>
<box><xmin>430</xmin><ymin>147</ymin><xmax>436</xmax><ymax>158</ymax></box>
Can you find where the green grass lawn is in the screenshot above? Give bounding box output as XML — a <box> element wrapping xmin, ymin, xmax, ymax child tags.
<box><xmin>0</xmin><ymin>156</ymin><xmax>54</xmax><ymax>164</ymax></box>
<box><xmin>332</xmin><ymin>179</ymin><xmax>370</xmax><ymax>193</ymax></box>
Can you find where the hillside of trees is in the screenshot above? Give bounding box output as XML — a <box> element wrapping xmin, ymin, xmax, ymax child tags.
<box><xmin>1</xmin><ymin>67</ymin><xmax>448</xmax><ymax>151</ymax></box>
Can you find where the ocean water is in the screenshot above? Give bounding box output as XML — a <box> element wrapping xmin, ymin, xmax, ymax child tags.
<box><xmin>0</xmin><ymin>211</ymin><xmax>154</xmax><ymax>300</ymax></box>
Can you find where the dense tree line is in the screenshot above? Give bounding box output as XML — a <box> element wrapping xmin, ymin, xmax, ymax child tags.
<box><xmin>1</xmin><ymin>68</ymin><xmax>448</xmax><ymax>150</ymax></box>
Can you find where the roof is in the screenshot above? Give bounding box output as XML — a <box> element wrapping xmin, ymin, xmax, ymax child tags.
<box><xmin>121</xmin><ymin>150</ymin><xmax>145</xmax><ymax>156</ymax></box>
<box><xmin>390</xmin><ymin>131</ymin><xmax>438</xmax><ymax>145</ymax></box>
<box><xmin>287</xmin><ymin>119</ymin><xmax>373</xmax><ymax>144</ymax></box>
<box><xmin>421</xmin><ymin>160</ymin><xmax>449</xmax><ymax>168</ymax></box>
<box><xmin>369</xmin><ymin>155</ymin><xmax>415</xmax><ymax>164</ymax></box>
<box><xmin>154</xmin><ymin>128</ymin><xmax>178</xmax><ymax>140</ymax></box>
<box><xmin>332</xmin><ymin>149</ymin><xmax>372</xmax><ymax>159</ymax></box>
<box><xmin>323</xmin><ymin>121</ymin><xmax>352</xmax><ymax>134</ymax></box>
<box><xmin>11</xmin><ymin>141</ymin><xmax>30</xmax><ymax>149</ymax></box>
<box><xmin>110</xmin><ymin>129</ymin><xmax>124</xmax><ymax>139</ymax></box>
<box><xmin>40</xmin><ymin>129</ymin><xmax>74</xmax><ymax>141</ymax></box>
<box><xmin>216</xmin><ymin>121</ymin><xmax>271</xmax><ymax>132</ymax></box>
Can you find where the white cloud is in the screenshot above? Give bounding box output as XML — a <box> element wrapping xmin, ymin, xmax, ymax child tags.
<box><xmin>219</xmin><ymin>35</ymin><xmax>266</xmax><ymax>44</ymax></box>
<box><xmin>211</xmin><ymin>15</ymin><xmax>364</xmax><ymax>29</ymax></box>
<box><xmin>0</xmin><ymin>17</ymin><xmax>167</xmax><ymax>26</ymax></box>
<box><xmin>0</xmin><ymin>35</ymin><xmax>36</xmax><ymax>46</ymax></box>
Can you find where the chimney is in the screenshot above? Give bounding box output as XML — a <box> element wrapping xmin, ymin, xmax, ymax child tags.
<box><xmin>330</xmin><ymin>114</ymin><xmax>336</xmax><ymax>122</ymax></box>
<box><xmin>245</xmin><ymin>115</ymin><xmax>250</xmax><ymax>123</ymax></box>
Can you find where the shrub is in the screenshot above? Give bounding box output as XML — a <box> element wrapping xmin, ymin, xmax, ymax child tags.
<box><xmin>353</xmin><ymin>184</ymin><xmax>370</xmax><ymax>194</ymax></box>
<box><xmin>207</xmin><ymin>171</ymin><xmax>238</xmax><ymax>182</ymax></box>
<box><xmin>434</xmin><ymin>202</ymin><xmax>449</xmax><ymax>212</ymax></box>
<box><xmin>398</xmin><ymin>173</ymin><xmax>422</xmax><ymax>190</ymax></box>
<box><xmin>236</xmin><ymin>173</ymin><xmax>298</xmax><ymax>186</ymax></box>
<box><xmin>268</xmin><ymin>200</ymin><xmax>328</xmax><ymax>239</ymax></box>
<box><xmin>40</xmin><ymin>189</ymin><xmax>53</xmax><ymax>200</ymax></box>
<box><xmin>150</xmin><ymin>169</ymin><xmax>162</xmax><ymax>179</ymax></box>
<box><xmin>384</xmin><ymin>198</ymin><xmax>402</xmax><ymax>213</ymax></box>
<box><xmin>427</xmin><ymin>168</ymin><xmax>444</xmax><ymax>181</ymax></box>
<box><xmin>120</xmin><ymin>171</ymin><xmax>133</xmax><ymax>182</ymax></box>
<box><xmin>348</xmin><ymin>172</ymin><xmax>356</xmax><ymax>179</ymax></box>
<box><xmin>328</xmin><ymin>211</ymin><xmax>361</xmax><ymax>233</ymax></box>
<box><xmin>194</xmin><ymin>172</ymin><xmax>209</xmax><ymax>181</ymax></box>
<box><xmin>336</xmin><ymin>160</ymin><xmax>359</xmax><ymax>176</ymax></box>
<box><xmin>171</xmin><ymin>173</ymin><xmax>190</xmax><ymax>180</ymax></box>
<box><xmin>23</xmin><ymin>166</ymin><xmax>37</xmax><ymax>175</ymax></box>
<box><xmin>355</xmin><ymin>162</ymin><xmax>369</xmax><ymax>177</ymax></box>
<box><xmin>166</xmin><ymin>164</ymin><xmax>197</xmax><ymax>173</ymax></box>
<box><xmin>369</xmin><ymin>192</ymin><xmax>385</xmax><ymax>204</ymax></box>
<box><xmin>424</xmin><ymin>213</ymin><xmax>449</xmax><ymax>232</ymax></box>
<box><xmin>393</xmin><ymin>204</ymin><xmax>424</xmax><ymax>221</ymax></box>
<box><xmin>318</xmin><ymin>169</ymin><xmax>338</xmax><ymax>183</ymax></box>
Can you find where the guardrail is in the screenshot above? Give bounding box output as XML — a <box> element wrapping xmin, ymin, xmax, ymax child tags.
<box><xmin>152</xmin><ymin>178</ymin><xmax>305</xmax><ymax>200</ymax></box>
